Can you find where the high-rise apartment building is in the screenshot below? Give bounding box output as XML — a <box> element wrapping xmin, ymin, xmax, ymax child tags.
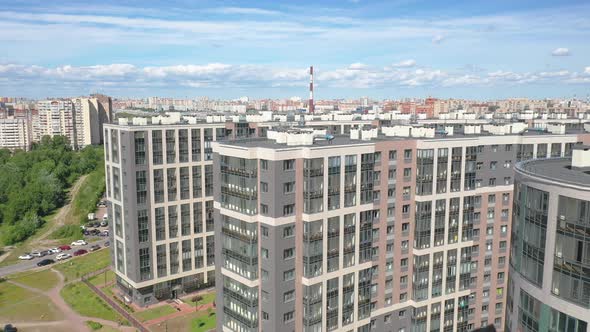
<box><xmin>103</xmin><ymin>121</ymin><xmax>262</xmax><ymax>306</ymax></box>
<box><xmin>212</xmin><ymin>128</ymin><xmax>590</xmax><ymax>332</ymax></box>
<box><xmin>35</xmin><ymin>96</ymin><xmax>112</xmax><ymax>148</ymax></box>
<box><xmin>0</xmin><ymin>118</ymin><xmax>30</xmax><ymax>150</ymax></box>
<box><xmin>505</xmin><ymin>147</ymin><xmax>590</xmax><ymax>332</ymax></box>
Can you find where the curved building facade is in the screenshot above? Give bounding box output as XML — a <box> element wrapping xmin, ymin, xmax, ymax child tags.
<box><xmin>506</xmin><ymin>148</ymin><xmax>590</xmax><ymax>332</ymax></box>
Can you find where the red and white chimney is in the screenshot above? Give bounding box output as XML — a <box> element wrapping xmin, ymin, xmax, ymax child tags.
<box><xmin>309</xmin><ymin>66</ymin><xmax>314</xmax><ymax>114</ymax></box>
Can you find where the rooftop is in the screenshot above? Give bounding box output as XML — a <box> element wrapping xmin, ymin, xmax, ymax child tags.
<box><xmin>516</xmin><ymin>158</ymin><xmax>590</xmax><ymax>187</ymax></box>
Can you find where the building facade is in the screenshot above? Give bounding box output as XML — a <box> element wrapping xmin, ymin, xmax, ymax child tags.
<box><xmin>35</xmin><ymin>97</ymin><xmax>112</xmax><ymax>148</ymax></box>
<box><xmin>213</xmin><ymin>129</ymin><xmax>590</xmax><ymax>332</ymax></box>
<box><xmin>0</xmin><ymin>118</ymin><xmax>30</xmax><ymax>150</ymax></box>
<box><xmin>505</xmin><ymin>149</ymin><xmax>590</xmax><ymax>332</ymax></box>
<box><xmin>103</xmin><ymin>121</ymin><xmax>262</xmax><ymax>307</ymax></box>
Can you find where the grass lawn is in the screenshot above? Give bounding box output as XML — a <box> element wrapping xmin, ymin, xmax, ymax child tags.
<box><xmin>9</xmin><ymin>268</ymin><xmax>60</xmax><ymax>291</ymax></box>
<box><xmin>88</xmin><ymin>269</ymin><xmax>116</xmax><ymax>287</ymax></box>
<box><xmin>54</xmin><ymin>249</ymin><xmax>110</xmax><ymax>282</ymax></box>
<box><xmin>191</xmin><ymin>310</ymin><xmax>216</xmax><ymax>332</ymax></box>
<box><xmin>0</xmin><ymin>281</ymin><xmax>64</xmax><ymax>322</ymax></box>
<box><xmin>182</xmin><ymin>291</ymin><xmax>216</xmax><ymax>307</ymax></box>
<box><xmin>60</xmin><ymin>281</ymin><xmax>124</xmax><ymax>323</ymax></box>
<box><xmin>149</xmin><ymin>309</ymin><xmax>216</xmax><ymax>332</ymax></box>
<box><xmin>134</xmin><ymin>304</ymin><xmax>177</xmax><ymax>322</ymax></box>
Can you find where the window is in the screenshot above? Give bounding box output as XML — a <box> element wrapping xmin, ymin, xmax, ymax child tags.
<box><xmin>261</xmin><ymin>182</ymin><xmax>268</xmax><ymax>192</ymax></box>
<box><xmin>284</xmin><ymin>248</ymin><xmax>294</xmax><ymax>260</ymax></box>
<box><xmin>262</xmin><ymin>269</ymin><xmax>269</xmax><ymax>281</ymax></box>
<box><xmin>491</xmin><ymin>145</ymin><xmax>498</xmax><ymax>152</ymax></box>
<box><xmin>283</xmin><ymin>225</ymin><xmax>295</xmax><ymax>238</ymax></box>
<box><xmin>504</xmin><ymin>160</ymin><xmax>511</xmax><ymax>168</ymax></box>
<box><xmin>504</xmin><ymin>177</ymin><xmax>511</xmax><ymax>185</ymax></box>
<box><xmin>402</xmin><ymin>204</ymin><xmax>410</xmax><ymax>214</ymax></box>
<box><xmin>283</xmin><ymin>290</ymin><xmax>295</xmax><ymax>303</ymax></box>
<box><xmin>262</xmin><ymin>290</ymin><xmax>269</xmax><ymax>301</ymax></box>
<box><xmin>261</xmin><ymin>226</ymin><xmax>269</xmax><ymax>237</ymax></box>
<box><xmin>403</xmin><ymin>168</ymin><xmax>411</xmax><ymax>178</ymax></box>
<box><xmin>283</xmin><ymin>159</ymin><xmax>295</xmax><ymax>170</ymax></box>
<box><xmin>490</xmin><ymin>161</ymin><xmax>497</xmax><ymax>170</ymax></box>
<box><xmin>402</xmin><ymin>222</ymin><xmax>409</xmax><ymax>232</ymax></box>
<box><xmin>283</xmin><ymin>269</ymin><xmax>295</xmax><ymax>281</ymax></box>
<box><xmin>400</xmin><ymin>293</ymin><xmax>407</xmax><ymax>301</ymax></box>
<box><xmin>261</xmin><ymin>204</ymin><xmax>269</xmax><ymax>215</ymax></box>
<box><xmin>488</xmin><ymin>194</ymin><xmax>496</xmax><ymax>204</ymax></box>
<box><xmin>262</xmin><ymin>311</ymin><xmax>269</xmax><ymax>320</ymax></box>
<box><xmin>505</xmin><ymin>144</ymin><xmax>512</xmax><ymax>151</ymax></box>
<box><xmin>283</xmin><ymin>181</ymin><xmax>295</xmax><ymax>194</ymax></box>
<box><xmin>400</xmin><ymin>275</ymin><xmax>408</xmax><ymax>284</ymax></box>
<box><xmin>496</xmin><ymin>287</ymin><xmax>503</xmax><ymax>296</ymax></box>
<box><xmin>401</xmin><ymin>258</ymin><xmax>408</xmax><ymax>267</ymax></box>
<box><xmin>489</xmin><ymin>178</ymin><xmax>496</xmax><ymax>186</ymax></box>
<box><xmin>389</xmin><ymin>150</ymin><xmax>397</xmax><ymax>160</ymax></box>
<box><xmin>283</xmin><ymin>204</ymin><xmax>294</xmax><ymax>216</ymax></box>
<box><xmin>404</xmin><ymin>149</ymin><xmax>412</xmax><ymax>160</ymax></box>
<box><xmin>261</xmin><ymin>159</ymin><xmax>268</xmax><ymax>170</ymax></box>
<box><xmin>500</xmin><ymin>225</ymin><xmax>507</xmax><ymax>234</ymax></box>
<box><xmin>284</xmin><ymin>311</ymin><xmax>294</xmax><ymax>323</ymax></box>
<box><xmin>262</xmin><ymin>248</ymin><xmax>269</xmax><ymax>259</ymax></box>
<box><xmin>499</xmin><ymin>241</ymin><xmax>507</xmax><ymax>250</ymax></box>
<box><xmin>399</xmin><ymin>310</ymin><xmax>406</xmax><ymax>317</ymax></box>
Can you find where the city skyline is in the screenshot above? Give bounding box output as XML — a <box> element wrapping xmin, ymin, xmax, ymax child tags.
<box><xmin>1</xmin><ymin>0</ymin><xmax>590</xmax><ymax>99</ymax></box>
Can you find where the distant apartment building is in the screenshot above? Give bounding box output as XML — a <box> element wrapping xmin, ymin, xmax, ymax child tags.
<box><xmin>103</xmin><ymin>121</ymin><xmax>261</xmax><ymax>307</ymax></box>
<box><xmin>505</xmin><ymin>148</ymin><xmax>590</xmax><ymax>332</ymax></box>
<box><xmin>212</xmin><ymin>127</ymin><xmax>590</xmax><ymax>332</ymax></box>
<box><xmin>0</xmin><ymin>118</ymin><xmax>30</xmax><ymax>150</ymax></box>
<box><xmin>35</xmin><ymin>96</ymin><xmax>112</xmax><ymax>148</ymax></box>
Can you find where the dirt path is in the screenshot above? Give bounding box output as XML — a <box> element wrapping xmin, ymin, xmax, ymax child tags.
<box><xmin>7</xmin><ymin>268</ymin><xmax>136</xmax><ymax>332</ymax></box>
<box><xmin>0</xmin><ymin>175</ymin><xmax>88</xmax><ymax>264</ymax></box>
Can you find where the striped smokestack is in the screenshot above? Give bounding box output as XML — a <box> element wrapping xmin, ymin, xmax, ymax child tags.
<box><xmin>309</xmin><ymin>66</ymin><xmax>314</xmax><ymax>114</ymax></box>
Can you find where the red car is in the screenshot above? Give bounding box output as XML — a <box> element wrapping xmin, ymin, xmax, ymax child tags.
<box><xmin>73</xmin><ymin>249</ymin><xmax>87</xmax><ymax>256</ymax></box>
<box><xmin>58</xmin><ymin>245</ymin><xmax>72</xmax><ymax>251</ymax></box>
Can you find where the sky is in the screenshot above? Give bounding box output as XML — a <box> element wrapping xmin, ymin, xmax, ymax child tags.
<box><xmin>1</xmin><ymin>0</ymin><xmax>590</xmax><ymax>100</ymax></box>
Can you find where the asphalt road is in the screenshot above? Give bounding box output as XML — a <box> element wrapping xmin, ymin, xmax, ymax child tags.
<box><xmin>0</xmin><ymin>237</ymin><xmax>110</xmax><ymax>277</ymax></box>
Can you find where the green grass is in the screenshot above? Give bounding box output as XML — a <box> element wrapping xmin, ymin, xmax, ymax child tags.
<box><xmin>183</xmin><ymin>291</ymin><xmax>216</xmax><ymax>307</ymax></box>
<box><xmin>70</xmin><ymin>166</ymin><xmax>105</xmax><ymax>225</ymax></box>
<box><xmin>49</xmin><ymin>224</ymin><xmax>84</xmax><ymax>244</ymax></box>
<box><xmin>134</xmin><ymin>304</ymin><xmax>177</xmax><ymax>322</ymax></box>
<box><xmin>0</xmin><ymin>280</ymin><xmax>64</xmax><ymax>322</ymax></box>
<box><xmin>88</xmin><ymin>269</ymin><xmax>116</xmax><ymax>287</ymax></box>
<box><xmin>9</xmin><ymin>268</ymin><xmax>60</xmax><ymax>291</ymax></box>
<box><xmin>60</xmin><ymin>281</ymin><xmax>123</xmax><ymax>323</ymax></box>
<box><xmin>86</xmin><ymin>320</ymin><xmax>104</xmax><ymax>330</ymax></box>
<box><xmin>54</xmin><ymin>248</ymin><xmax>110</xmax><ymax>282</ymax></box>
<box><xmin>191</xmin><ymin>310</ymin><xmax>216</xmax><ymax>332</ymax></box>
<box><xmin>148</xmin><ymin>309</ymin><xmax>216</xmax><ymax>332</ymax></box>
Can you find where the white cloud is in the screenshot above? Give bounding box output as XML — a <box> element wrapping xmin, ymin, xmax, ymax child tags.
<box><xmin>206</xmin><ymin>7</ymin><xmax>281</xmax><ymax>16</ymax></box>
<box><xmin>348</xmin><ymin>63</ymin><xmax>368</xmax><ymax>70</ymax></box>
<box><xmin>552</xmin><ymin>48</ymin><xmax>571</xmax><ymax>56</ymax></box>
<box><xmin>1</xmin><ymin>62</ymin><xmax>590</xmax><ymax>95</ymax></box>
<box><xmin>432</xmin><ymin>35</ymin><xmax>445</xmax><ymax>44</ymax></box>
<box><xmin>391</xmin><ymin>59</ymin><xmax>416</xmax><ymax>68</ymax></box>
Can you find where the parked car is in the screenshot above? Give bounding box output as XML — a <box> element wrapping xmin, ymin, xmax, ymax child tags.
<box><xmin>90</xmin><ymin>229</ymin><xmax>101</xmax><ymax>235</ymax></box>
<box><xmin>90</xmin><ymin>244</ymin><xmax>101</xmax><ymax>251</ymax></box>
<box><xmin>73</xmin><ymin>249</ymin><xmax>87</xmax><ymax>256</ymax></box>
<box><xmin>100</xmin><ymin>230</ymin><xmax>109</xmax><ymax>237</ymax></box>
<box><xmin>104</xmin><ymin>241</ymin><xmax>110</xmax><ymax>247</ymax></box>
<box><xmin>30</xmin><ymin>251</ymin><xmax>45</xmax><ymax>257</ymax></box>
<box><xmin>100</xmin><ymin>220</ymin><xmax>108</xmax><ymax>227</ymax></box>
<box><xmin>58</xmin><ymin>245</ymin><xmax>71</xmax><ymax>251</ymax></box>
<box><xmin>71</xmin><ymin>240</ymin><xmax>87</xmax><ymax>246</ymax></box>
<box><xmin>36</xmin><ymin>259</ymin><xmax>55</xmax><ymax>267</ymax></box>
<box><xmin>3</xmin><ymin>323</ymin><xmax>17</xmax><ymax>332</ymax></box>
<box><xmin>40</xmin><ymin>250</ymin><xmax>51</xmax><ymax>256</ymax></box>
<box><xmin>49</xmin><ymin>248</ymin><xmax>61</xmax><ymax>254</ymax></box>
<box><xmin>56</xmin><ymin>253</ymin><xmax>71</xmax><ymax>261</ymax></box>
<box><xmin>18</xmin><ymin>254</ymin><xmax>33</xmax><ymax>260</ymax></box>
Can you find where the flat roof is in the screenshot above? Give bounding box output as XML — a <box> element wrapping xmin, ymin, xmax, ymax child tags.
<box><xmin>219</xmin><ymin>135</ymin><xmax>377</xmax><ymax>149</ymax></box>
<box><xmin>516</xmin><ymin>158</ymin><xmax>590</xmax><ymax>187</ymax></box>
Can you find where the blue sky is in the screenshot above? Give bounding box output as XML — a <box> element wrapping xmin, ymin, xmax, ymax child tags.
<box><xmin>1</xmin><ymin>0</ymin><xmax>590</xmax><ymax>100</ymax></box>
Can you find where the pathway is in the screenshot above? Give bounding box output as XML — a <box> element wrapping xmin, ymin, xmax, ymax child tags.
<box><xmin>7</xmin><ymin>268</ymin><xmax>137</xmax><ymax>332</ymax></box>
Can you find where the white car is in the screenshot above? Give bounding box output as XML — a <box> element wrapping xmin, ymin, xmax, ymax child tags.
<box><xmin>71</xmin><ymin>240</ymin><xmax>87</xmax><ymax>246</ymax></box>
<box><xmin>56</xmin><ymin>253</ymin><xmax>71</xmax><ymax>261</ymax></box>
<box><xmin>50</xmin><ymin>248</ymin><xmax>61</xmax><ymax>254</ymax></box>
<box><xmin>19</xmin><ymin>253</ymin><xmax>33</xmax><ymax>260</ymax></box>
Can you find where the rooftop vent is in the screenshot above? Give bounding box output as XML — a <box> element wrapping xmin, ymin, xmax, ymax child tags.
<box><xmin>572</xmin><ymin>145</ymin><xmax>590</xmax><ymax>168</ymax></box>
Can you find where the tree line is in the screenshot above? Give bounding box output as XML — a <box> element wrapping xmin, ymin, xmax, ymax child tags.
<box><xmin>0</xmin><ymin>136</ymin><xmax>104</xmax><ymax>245</ymax></box>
